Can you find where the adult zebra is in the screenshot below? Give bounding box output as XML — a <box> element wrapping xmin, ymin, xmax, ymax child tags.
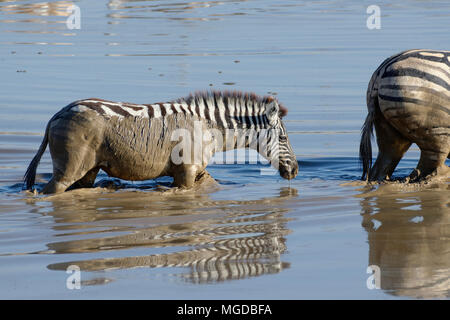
<box><xmin>360</xmin><ymin>49</ymin><xmax>450</xmax><ymax>182</ymax></box>
<box><xmin>24</xmin><ymin>91</ymin><xmax>298</xmax><ymax>193</ymax></box>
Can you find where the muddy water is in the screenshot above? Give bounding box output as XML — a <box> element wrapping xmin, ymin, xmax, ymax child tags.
<box><xmin>0</xmin><ymin>0</ymin><xmax>449</xmax><ymax>299</ymax></box>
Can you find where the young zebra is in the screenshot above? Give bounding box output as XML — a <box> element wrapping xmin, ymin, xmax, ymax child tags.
<box><xmin>48</xmin><ymin>221</ymin><xmax>287</xmax><ymax>283</ymax></box>
<box><xmin>24</xmin><ymin>91</ymin><xmax>298</xmax><ymax>194</ymax></box>
<box><xmin>360</xmin><ymin>49</ymin><xmax>450</xmax><ymax>182</ymax></box>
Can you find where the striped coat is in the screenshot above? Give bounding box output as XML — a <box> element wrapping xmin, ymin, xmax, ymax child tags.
<box><xmin>47</xmin><ymin>222</ymin><xmax>288</xmax><ymax>283</ymax></box>
<box><xmin>360</xmin><ymin>49</ymin><xmax>450</xmax><ymax>181</ymax></box>
<box><xmin>24</xmin><ymin>91</ymin><xmax>298</xmax><ymax>194</ymax></box>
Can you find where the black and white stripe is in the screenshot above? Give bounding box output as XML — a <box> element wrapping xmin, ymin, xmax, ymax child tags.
<box><xmin>265</xmin><ymin>121</ymin><xmax>296</xmax><ymax>169</ymax></box>
<box><xmin>360</xmin><ymin>49</ymin><xmax>450</xmax><ymax>180</ymax></box>
<box><xmin>370</xmin><ymin>49</ymin><xmax>450</xmax><ymax>122</ymax></box>
<box><xmin>47</xmin><ymin>219</ymin><xmax>288</xmax><ymax>283</ymax></box>
<box><xmin>67</xmin><ymin>91</ymin><xmax>296</xmax><ymax>170</ymax></box>
<box><xmin>68</xmin><ymin>91</ymin><xmax>287</xmax><ymax>130</ymax></box>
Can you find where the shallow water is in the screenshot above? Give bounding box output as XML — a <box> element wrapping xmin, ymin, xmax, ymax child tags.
<box><xmin>0</xmin><ymin>0</ymin><xmax>449</xmax><ymax>299</ymax></box>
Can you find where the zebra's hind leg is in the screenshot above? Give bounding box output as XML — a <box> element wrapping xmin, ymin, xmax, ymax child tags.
<box><xmin>42</xmin><ymin>174</ymin><xmax>71</xmax><ymax>194</ymax></box>
<box><xmin>409</xmin><ymin>149</ymin><xmax>450</xmax><ymax>182</ymax></box>
<box><xmin>369</xmin><ymin>111</ymin><xmax>412</xmax><ymax>181</ymax></box>
<box><xmin>42</xmin><ymin>140</ymin><xmax>98</xmax><ymax>194</ymax></box>
<box><xmin>42</xmin><ymin>165</ymin><xmax>98</xmax><ymax>194</ymax></box>
<box><xmin>67</xmin><ymin>167</ymin><xmax>100</xmax><ymax>191</ymax></box>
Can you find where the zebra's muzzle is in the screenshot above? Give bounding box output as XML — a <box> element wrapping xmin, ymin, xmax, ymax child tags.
<box><xmin>279</xmin><ymin>162</ymin><xmax>298</xmax><ymax>180</ymax></box>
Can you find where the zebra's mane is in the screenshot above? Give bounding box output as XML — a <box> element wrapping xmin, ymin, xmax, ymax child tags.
<box><xmin>177</xmin><ymin>90</ymin><xmax>288</xmax><ymax>118</ymax></box>
<box><xmin>68</xmin><ymin>91</ymin><xmax>288</xmax><ymax>126</ymax></box>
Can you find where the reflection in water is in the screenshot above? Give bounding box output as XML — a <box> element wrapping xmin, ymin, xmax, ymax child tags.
<box><xmin>0</xmin><ymin>1</ymin><xmax>73</xmax><ymax>17</ymax></box>
<box><xmin>107</xmin><ymin>0</ymin><xmax>222</xmax><ymax>21</ymax></box>
<box><xmin>360</xmin><ymin>185</ymin><xmax>450</xmax><ymax>298</ymax></box>
<box><xmin>0</xmin><ymin>1</ymin><xmax>75</xmax><ymax>40</ymax></box>
<box><xmin>40</xmin><ymin>186</ymin><xmax>296</xmax><ymax>284</ymax></box>
<box><xmin>107</xmin><ymin>0</ymin><xmax>246</xmax><ymax>14</ymax></box>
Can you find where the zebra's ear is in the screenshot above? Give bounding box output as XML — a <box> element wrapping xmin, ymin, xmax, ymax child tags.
<box><xmin>266</xmin><ymin>99</ymin><xmax>279</xmax><ymax>125</ymax></box>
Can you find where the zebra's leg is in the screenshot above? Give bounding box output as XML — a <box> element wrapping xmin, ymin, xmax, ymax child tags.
<box><xmin>172</xmin><ymin>164</ymin><xmax>209</xmax><ymax>189</ymax></box>
<box><xmin>195</xmin><ymin>170</ymin><xmax>212</xmax><ymax>182</ymax></box>
<box><xmin>172</xmin><ymin>164</ymin><xmax>199</xmax><ymax>188</ymax></box>
<box><xmin>369</xmin><ymin>112</ymin><xmax>411</xmax><ymax>181</ymax></box>
<box><xmin>42</xmin><ymin>136</ymin><xmax>98</xmax><ymax>194</ymax></box>
<box><xmin>42</xmin><ymin>173</ymin><xmax>71</xmax><ymax>194</ymax></box>
<box><xmin>67</xmin><ymin>167</ymin><xmax>100</xmax><ymax>190</ymax></box>
<box><xmin>42</xmin><ymin>165</ymin><xmax>98</xmax><ymax>194</ymax></box>
<box><xmin>409</xmin><ymin>148</ymin><xmax>450</xmax><ymax>182</ymax></box>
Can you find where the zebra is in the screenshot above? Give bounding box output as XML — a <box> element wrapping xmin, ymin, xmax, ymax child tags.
<box><xmin>24</xmin><ymin>91</ymin><xmax>298</xmax><ymax>193</ymax></box>
<box><xmin>360</xmin><ymin>190</ymin><xmax>450</xmax><ymax>298</ymax></box>
<box><xmin>360</xmin><ymin>49</ymin><xmax>450</xmax><ymax>182</ymax></box>
<box><xmin>46</xmin><ymin>213</ymin><xmax>290</xmax><ymax>283</ymax></box>
<box><xmin>47</xmin><ymin>230</ymin><xmax>288</xmax><ymax>284</ymax></box>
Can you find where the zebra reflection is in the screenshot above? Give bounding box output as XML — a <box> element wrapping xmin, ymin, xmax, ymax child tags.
<box><xmin>360</xmin><ymin>185</ymin><xmax>450</xmax><ymax>298</ymax></box>
<box><xmin>46</xmin><ymin>187</ymin><xmax>296</xmax><ymax>283</ymax></box>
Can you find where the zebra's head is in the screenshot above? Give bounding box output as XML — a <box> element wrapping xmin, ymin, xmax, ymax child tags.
<box><xmin>263</xmin><ymin>98</ymin><xmax>298</xmax><ymax>180</ymax></box>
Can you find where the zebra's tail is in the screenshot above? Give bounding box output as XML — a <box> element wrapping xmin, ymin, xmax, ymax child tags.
<box><xmin>23</xmin><ymin>122</ymin><xmax>50</xmax><ymax>191</ymax></box>
<box><xmin>359</xmin><ymin>101</ymin><xmax>376</xmax><ymax>181</ymax></box>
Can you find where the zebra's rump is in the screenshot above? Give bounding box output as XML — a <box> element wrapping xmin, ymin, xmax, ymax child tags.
<box><xmin>376</xmin><ymin>50</ymin><xmax>450</xmax><ymax>131</ymax></box>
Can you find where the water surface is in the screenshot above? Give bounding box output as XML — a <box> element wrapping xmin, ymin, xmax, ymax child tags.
<box><xmin>0</xmin><ymin>0</ymin><xmax>449</xmax><ymax>299</ymax></box>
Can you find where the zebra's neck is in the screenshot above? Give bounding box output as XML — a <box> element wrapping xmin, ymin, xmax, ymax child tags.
<box><xmin>177</xmin><ymin>93</ymin><xmax>271</xmax><ymax>130</ymax></box>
